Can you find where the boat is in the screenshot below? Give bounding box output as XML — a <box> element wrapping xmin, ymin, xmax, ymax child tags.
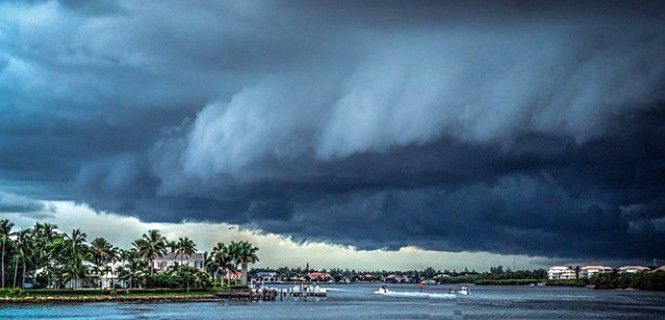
<box><xmin>457</xmin><ymin>286</ymin><xmax>470</xmax><ymax>295</ymax></box>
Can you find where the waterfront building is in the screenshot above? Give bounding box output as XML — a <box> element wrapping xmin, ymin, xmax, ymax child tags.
<box><xmin>35</xmin><ymin>260</ymin><xmax>127</xmax><ymax>289</ymax></box>
<box><xmin>579</xmin><ymin>265</ymin><xmax>613</xmax><ymax>278</ymax></box>
<box><xmin>383</xmin><ymin>274</ymin><xmax>411</xmax><ymax>283</ymax></box>
<box><xmin>153</xmin><ymin>252</ymin><xmax>205</xmax><ymax>272</ymax></box>
<box><xmin>547</xmin><ymin>266</ymin><xmax>576</xmax><ymax>280</ymax></box>
<box><xmin>256</xmin><ymin>272</ymin><xmax>280</xmax><ymax>283</ymax></box>
<box><xmin>360</xmin><ymin>273</ymin><xmax>376</xmax><ymax>281</ymax></box>
<box><xmin>307</xmin><ymin>272</ymin><xmax>332</xmax><ymax>282</ymax></box>
<box><xmin>618</xmin><ymin>266</ymin><xmax>651</xmax><ymax>274</ymax></box>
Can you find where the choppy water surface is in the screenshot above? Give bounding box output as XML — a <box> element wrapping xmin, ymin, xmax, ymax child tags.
<box><xmin>1</xmin><ymin>284</ymin><xmax>664</xmax><ymax>319</ymax></box>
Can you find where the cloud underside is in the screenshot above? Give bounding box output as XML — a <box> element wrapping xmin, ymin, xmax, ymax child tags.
<box><xmin>1</xmin><ymin>1</ymin><xmax>664</xmax><ymax>260</ymax></box>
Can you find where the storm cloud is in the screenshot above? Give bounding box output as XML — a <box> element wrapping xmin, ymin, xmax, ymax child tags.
<box><xmin>1</xmin><ymin>1</ymin><xmax>665</xmax><ymax>260</ymax></box>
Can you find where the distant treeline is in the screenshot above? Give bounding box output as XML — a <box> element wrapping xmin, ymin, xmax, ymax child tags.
<box><xmin>251</xmin><ymin>265</ymin><xmax>665</xmax><ymax>291</ymax></box>
<box><xmin>251</xmin><ymin>265</ymin><xmax>545</xmax><ymax>283</ymax></box>
<box><xmin>592</xmin><ymin>272</ymin><xmax>665</xmax><ymax>291</ymax></box>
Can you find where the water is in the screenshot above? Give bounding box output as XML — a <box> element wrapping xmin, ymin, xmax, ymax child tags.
<box><xmin>1</xmin><ymin>284</ymin><xmax>664</xmax><ymax>319</ymax></box>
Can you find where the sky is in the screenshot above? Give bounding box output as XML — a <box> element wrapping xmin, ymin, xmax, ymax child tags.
<box><xmin>0</xmin><ymin>0</ymin><xmax>664</xmax><ymax>270</ymax></box>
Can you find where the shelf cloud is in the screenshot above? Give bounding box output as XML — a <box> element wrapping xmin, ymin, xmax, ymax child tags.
<box><xmin>1</xmin><ymin>1</ymin><xmax>664</xmax><ymax>261</ymax></box>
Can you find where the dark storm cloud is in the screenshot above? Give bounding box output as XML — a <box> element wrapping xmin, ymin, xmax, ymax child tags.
<box><xmin>1</xmin><ymin>1</ymin><xmax>665</xmax><ymax>260</ymax></box>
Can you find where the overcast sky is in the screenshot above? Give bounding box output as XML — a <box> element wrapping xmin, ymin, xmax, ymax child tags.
<box><xmin>1</xmin><ymin>1</ymin><xmax>664</xmax><ymax>270</ymax></box>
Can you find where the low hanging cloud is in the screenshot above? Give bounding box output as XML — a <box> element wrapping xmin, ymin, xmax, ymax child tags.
<box><xmin>0</xmin><ymin>192</ymin><xmax>45</xmax><ymax>213</ymax></box>
<box><xmin>1</xmin><ymin>1</ymin><xmax>664</xmax><ymax>261</ymax></box>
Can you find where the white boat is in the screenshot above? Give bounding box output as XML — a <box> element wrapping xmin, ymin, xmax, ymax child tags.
<box><xmin>457</xmin><ymin>286</ymin><xmax>470</xmax><ymax>295</ymax></box>
<box><xmin>375</xmin><ymin>287</ymin><xmax>455</xmax><ymax>299</ymax></box>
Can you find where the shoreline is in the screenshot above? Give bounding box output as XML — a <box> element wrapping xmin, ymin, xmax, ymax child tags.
<box><xmin>0</xmin><ymin>293</ymin><xmax>219</xmax><ymax>304</ymax></box>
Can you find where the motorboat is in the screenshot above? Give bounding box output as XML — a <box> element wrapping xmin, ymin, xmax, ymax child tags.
<box><xmin>457</xmin><ymin>286</ymin><xmax>470</xmax><ymax>295</ymax></box>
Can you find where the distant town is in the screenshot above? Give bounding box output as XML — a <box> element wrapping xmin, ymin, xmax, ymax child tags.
<box><xmin>248</xmin><ymin>263</ymin><xmax>664</xmax><ymax>287</ymax></box>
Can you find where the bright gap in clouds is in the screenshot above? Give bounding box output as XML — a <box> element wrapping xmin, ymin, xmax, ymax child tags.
<box><xmin>2</xmin><ymin>201</ymin><xmax>550</xmax><ymax>271</ymax></box>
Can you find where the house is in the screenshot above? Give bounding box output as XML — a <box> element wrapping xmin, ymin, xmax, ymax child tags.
<box><xmin>383</xmin><ymin>274</ymin><xmax>410</xmax><ymax>283</ymax></box>
<box><xmin>256</xmin><ymin>272</ymin><xmax>280</xmax><ymax>283</ymax></box>
<box><xmin>307</xmin><ymin>272</ymin><xmax>332</xmax><ymax>282</ymax></box>
<box><xmin>579</xmin><ymin>266</ymin><xmax>613</xmax><ymax>279</ymax></box>
<box><xmin>34</xmin><ymin>260</ymin><xmax>128</xmax><ymax>289</ymax></box>
<box><xmin>547</xmin><ymin>266</ymin><xmax>576</xmax><ymax>280</ymax></box>
<box><xmin>360</xmin><ymin>274</ymin><xmax>375</xmax><ymax>281</ymax></box>
<box><xmin>287</xmin><ymin>276</ymin><xmax>306</xmax><ymax>282</ymax></box>
<box><xmin>618</xmin><ymin>266</ymin><xmax>651</xmax><ymax>274</ymax></box>
<box><xmin>153</xmin><ymin>252</ymin><xmax>205</xmax><ymax>272</ymax></box>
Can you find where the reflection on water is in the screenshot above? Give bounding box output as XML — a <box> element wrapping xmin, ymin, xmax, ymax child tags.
<box><xmin>1</xmin><ymin>284</ymin><xmax>664</xmax><ymax>320</ymax></box>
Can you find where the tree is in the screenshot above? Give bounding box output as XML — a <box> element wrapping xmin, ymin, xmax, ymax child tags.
<box><xmin>15</xmin><ymin>229</ymin><xmax>35</xmax><ymax>288</ymax></box>
<box><xmin>33</xmin><ymin>223</ymin><xmax>58</xmax><ymax>272</ymax></box>
<box><xmin>209</xmin><ymin>242</ymin><xmax>235</xmax><ymax>286</ymax></box>
<box><xmin>90</xmin><ymin>237</ymin><xmax>117</xmax><ymax>289</ymax></box>
<box><xmin>133</xmin><ymin>230</ymin><xmax>167</xmax><ymax>277</ymax></box>
<box><xmin>0</xmin><ymin>219</ymin><xmax>13</xmax><ymax>289</ymax></box>
<box><xmin>229</xmin><ymin>241</ymin><xmax>259</xmax><ymax>285</ymax></box>
<box><xmin>90</xmin><ymin>237</ymin><xmax>117</xmax><ymax>266</ymax></box>
<box><xmin>53</xmin><ymin>229</ymin><xmax>90</xmax><ymax>289</ymax></box>
<box><xmin>174</xmin><ymin>237</ymin><xmax>197</xmax><ymax>266</ymax></box>
<box><xmin>117</xmin><ymin>252</ymin><xmax>147</xmax><ymax>290</ymax></box>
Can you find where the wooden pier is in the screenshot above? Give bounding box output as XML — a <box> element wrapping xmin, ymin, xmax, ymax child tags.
<box><xmin>214</xmin><ymin>286</ymin><xmax>327</xmax><ymax>301</ymax></box>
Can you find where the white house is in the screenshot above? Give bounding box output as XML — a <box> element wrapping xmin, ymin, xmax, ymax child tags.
<box><xmin>618</xmin><ymin>266</ymin><xmax>650</xmax><ymax>274</ymax></box>
<box><xmin>256</xmin><ymin>272</ymin><xmax>280</xmax><ymax>283</ymax></box>
<box><xmin>153</xmin><ymin>252</ymin><xmax>205</xmax><ymax>272</ymax></box>
<box><xmin>547</xmin><ymin>266</ymin><xmax>576</xmax><ymax>280</ymax></box>
<box><xmin>579</xmin><ymin>265</ymin><xmax>613</xmax><ymax>279</ymax></box>
<box><xmin>34</xmin><ymin>260</ymin><xmax>127</xmax><ymax>289</ymax></box>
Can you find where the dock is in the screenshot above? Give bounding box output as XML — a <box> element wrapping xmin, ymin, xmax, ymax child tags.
<box><xmin>214</xmin><ymin>285</ymin><xmax>327</xmax><ymax>301</ymax></box>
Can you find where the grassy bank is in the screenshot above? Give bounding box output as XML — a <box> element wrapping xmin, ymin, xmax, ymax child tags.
<box><xmin>0</xmin><ymin>288</ymin><xmax>227</xmax><ymax>303</ymax></box>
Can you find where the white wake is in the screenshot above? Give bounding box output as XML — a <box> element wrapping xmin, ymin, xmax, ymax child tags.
<box><xmin>374</xmin><ymin>290</ymin><xmax>456</xmax><ymax>299</ymax></box>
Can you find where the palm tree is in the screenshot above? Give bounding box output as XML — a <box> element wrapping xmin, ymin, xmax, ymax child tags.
<box><xmin>229</xmin><ymin>241</ymin><xmax>259</xmax><ymax>285</ymax></box>
<box><xmin>58</xmin><ymin>229</ymin><xmax>90</xmax><ymax>289</ymax></box>
<box><xmin>90</xmin><ymin>237</ymin><xmax>117</xmax><ymax>266</ymax></box>
<box><xmin>15</xmin><ymin>229</ymin><xmax>35</xmax><ymax>288</ymax></box>
<box><xmin>0</xmin><ymin>219</ymin><xmax>13</xmax><ymax>289</ymax></box>
<box><xmin>174</xmin><ymin>237</ymin><xmax>197</xmax><ymax>266</ymax></box>
<box><xmin>209</xmin><ymin>242</ymin><xmax>234</xmax><ymax>286</ymax></box>
<box><xmin>133</xmin><ymin>230</ymin><xmax>167</xmax><ymax>277</ymax></box>
<box><xmin>117</xmin><ymin>252</ymin><xmax>146</xmax><ymax>290</ymax></box>
<box><xmin>33</xmin><ymin>223</ymin><xmax>58</xmax><ymax>270</ymax></box>
<box><xmin>90</xmin><ymin>237</ymin><xmax>117</xmax><ymax>290</ymax></box>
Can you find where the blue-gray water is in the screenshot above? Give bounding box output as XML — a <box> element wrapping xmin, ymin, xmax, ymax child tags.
<box><xmin>1</xmin><ymin>284</ymin><xmax>664</xmax><ymax>319</ymax></box>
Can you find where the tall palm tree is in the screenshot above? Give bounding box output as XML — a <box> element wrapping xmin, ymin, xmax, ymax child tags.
<box><xmin>90</xmin><ymin>237</ymin><xmax>117</xmax><ymax>289</ymax></box>
<box><xmin>117</xmin><ymin>252</ymin><xmax>146</xmax><ymax>290</ymax></box>
<box><xmin>33</xmin><ymin>223</ymin><xmax>58</xmax><ymax>270</ymax></box>
<box><xmin>58</xmin><ymin>229</ymin><xmax>90</xmax><ymax>289</ymax></box>
<box><xmin>0</xmin><ymin>219</ymin><xmax>13</xmax><ymax>289</ymax></box>
<box><xmin>133</xmin><ymin>230</ymin><xmax>167</xmax><ymax>277</ymax></box>
<box><xmin>174</xmin><ymin>237</ymin><xmax>197</xmax><ymax>266</ymax></box>
<box><xmin>15</xmin><ymin>229</ymin><xmax>35</xmax><ymax>288</ymax></box>
<box><xmin>209</xmin><ymin>242</ymin><xmax>234</xmax><ymax>286</ymax></box>
<box><xmin>229</xmin><ymin>241</ymin><xmax>259</xmax><ymax>285</ymax></box>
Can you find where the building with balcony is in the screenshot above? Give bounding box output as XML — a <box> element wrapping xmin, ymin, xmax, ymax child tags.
<box><xmin>547</xmin><ymin>266</ymin><xmax>576</xmax><ymax>280</ymax></box>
